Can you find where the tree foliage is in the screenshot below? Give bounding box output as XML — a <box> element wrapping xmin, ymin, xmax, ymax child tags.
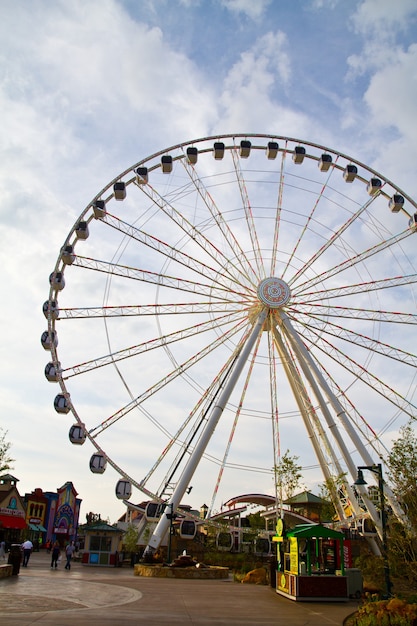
<box><xmin>246</xmin><ymin>511</ymin><xmax>265</xmax><ymax>529</ymax></box>
<box><xmin>0</xmin><ymin>428</ymin><xmax>14</xmax><ymax>474</ymax></box>
<box><xmin>123</xmin><ymin>524</ymin><xmax>140</xmax><ymax>553</ymax></box>
<box><xmin>386</xmin><ymin>424</ymin><xmax>417</xmax><ymax>585</ymax></box>
<box><xmin>274</xmin><ymin>449</ymin><xmax>303</xmax><ymax>501</ymax></box>
<box><xmin>387</xmin><ymin>424</ymin><xmax>417</xmax><ymax>523</ymax></box>
<box><xmin>318</xmin><ymin>474</ymin><xmax>343</xmax><ymax>523</ymax></box>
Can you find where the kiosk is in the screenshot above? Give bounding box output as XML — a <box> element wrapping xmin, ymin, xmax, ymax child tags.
<box><xmin>273</xmin><ymin>523</ymin><xmax>348</xmax><ymax>602</ymax></box>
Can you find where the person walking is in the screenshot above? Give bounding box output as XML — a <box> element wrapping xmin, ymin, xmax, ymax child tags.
<box><xmin>21</xmin><ymin>539</ymin><xmax>33</xmax><ymax>567</ymax></box>
<box><xmin>0</xmin><ymin>540</ymin><xmax>6</xmax><ymax>560</ymax></box>
<box><xmin>50</xmin><ymin>541</ymin><xmax>60</xmax><ymax>569</ymax></box>
<box><xmin>64</xmin><ymin>541</ymin><xmax>75</xmax><ymax>570</ymax></box>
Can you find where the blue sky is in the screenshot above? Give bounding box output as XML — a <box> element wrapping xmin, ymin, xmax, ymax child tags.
<box><xmin>1</xmin><ymin>0</ymin><xmax>417</xmax><ymax>524</ymax></box>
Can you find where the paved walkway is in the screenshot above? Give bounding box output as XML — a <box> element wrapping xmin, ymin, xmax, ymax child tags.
<box><xmin>0</xmin><ymin>551</ymin><xmax>358</xmax><ymax>625</ymax></box>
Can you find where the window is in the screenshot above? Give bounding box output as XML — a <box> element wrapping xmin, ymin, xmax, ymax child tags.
<box><xmin>89</xmin><ymin>536</ymin><xmax>112</xmax><ymax>552</ymax></box>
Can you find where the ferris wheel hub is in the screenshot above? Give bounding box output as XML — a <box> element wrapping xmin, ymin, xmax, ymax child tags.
<box><xmin>257</xmin><ymin>277</ymin><xmax>291</xmax><ymax>308</ymax></box>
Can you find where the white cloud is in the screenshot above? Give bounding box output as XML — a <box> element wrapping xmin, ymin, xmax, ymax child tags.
<box><xmin>348</xmin><ymin>0</ymin><xmax>417</xmax><ymax>76</ymax></box>
<box><xmin>221</xmin><ymin>0</ymin><xmax>272</xmax><ymax>20</ymax></box>
<box><xmin>343</xmin><ymin>1</ymin><xmax>417</xmax><ymax>189</ymax></box>
<box><xmin>217</xmin><ymin>30</ymin><xmax>315</xmax><ymax>136</ymax></box>
<box><xmin>0</xmin><ymin>0</ymin><xmax>416</xmax><ymax>525</ymax></box>
<box><xmin>311</xmin><ymin>0</ymin><xmax>340</xmax><ymax>8</ymax></box>
<box><xmin>364</xmin><ymin>44</ymin><xmax>417</xmax><ymax>137</ymax></box>
<box><xmin>351</xmin><ymin>0</ymin><xmax>417</xmax><ymax>35</ymax></box>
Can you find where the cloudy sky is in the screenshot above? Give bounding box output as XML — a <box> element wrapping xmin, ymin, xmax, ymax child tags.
<box><xmin>1</xmin><ymin>0</ymin><xmax>417</xmax><ymax>525</ymax></box>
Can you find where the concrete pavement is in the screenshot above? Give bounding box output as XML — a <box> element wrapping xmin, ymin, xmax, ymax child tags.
<box><xmin>0</xmin><ymin>550</ymin><xmax>358</xmax><ymax>625</ymax></box>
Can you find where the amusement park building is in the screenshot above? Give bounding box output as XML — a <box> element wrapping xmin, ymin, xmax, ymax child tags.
<box><xmin>0</xmin><ymin>473</ymin><xmax>82</xmax><ymax>547</ymax></box>
<box><xmin>0</xmin><ymin>474</ymin><xmax>27</xmax><ymax>545</ymax></box>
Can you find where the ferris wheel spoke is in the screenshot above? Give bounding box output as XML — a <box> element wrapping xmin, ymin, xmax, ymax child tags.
<box><xmin>283</xmin><ymin>156</ymin><xmax>342</xmax><ymax>282</ymax></box>
<box><xmin>58</xmin><ymin>301</ymin><xmax>248</xmax><ymax>319</ymax></box>
<box><xmin>180</xmin><ymin>156</ymin><xmax>260</xmax><ymax>287</ymax></box>
<box><xmin>88</xmin><ymin>317</ymin><xmax>249</xmax><ymax>437</ymax></box>
<box><xmin>296</xmin><ymin>320</ymin><xmax>417</xmax><ymax>419</ymax></box>
<box><xmin>271</xmin><ymin>147</ymin><xmax>287</xmax><ymax>276</ymax></box>
<box><xmin>230</xmin><ymin>144</ymin><xmax>265</xmax><ymax>278</ymax></box>
<box><xmin>299</xmin><ymin>316</ymin><xmax>417</xmax><ymax>367</ymax></box>
<box><xmin>136</xmin><ymin>180</ymin><xmax>256</xmax><ymax>292</ymax></box>
<box><xmin>288</xmin><ymin>302</ymin><xmax>417</xmax><ymax>325</ymax></box>
<box><xmin>72</xmin><ymin>255</ymin><xmax>251</xmax><ymax>302</ymax></box>
<box><xmin>102</xmin><ymin>212</ymin><xmax>246</xmax><ymax>291</ymax></box>
<box><xmin>62</xmin><ymin>309</ymin><xmax>247</xmax><ymax>378</ymax></box>
<box><xmin>293</xmin><ymin>272</ymin><xmax>417</xmax><ymax>303</ymax></box>
<box><xmin>291</xmin><ymin>228</ymin><xmax>412</xmax><ymax>295</ymax></box>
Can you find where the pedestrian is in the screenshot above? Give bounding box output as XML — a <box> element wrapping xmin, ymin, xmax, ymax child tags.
<box><xmin>0</xmin><ymin>540</ymin><xmax>6</xmax><ymax>560</ymax></box>
<box><xmin>46</xmin><ymin>539</ymin><xmax>51</xmax><ymax>553</ymax></box>
<box><xmin>65</xmin><ymin>541</ymin><xmax>76</xmax><ymax>570</ymax></box>
<box><xmin>50</xmin><ymin>541</ymin><xmax>60</xmax><ymax>569</ymax></box>
<box><xmin>21</xmin><ymin>539</ymin><xmax>33</xmax><ymax>567</ymax></box>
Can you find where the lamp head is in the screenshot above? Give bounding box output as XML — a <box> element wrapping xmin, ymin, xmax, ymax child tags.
<box><xmin>354</xmin><ymin>469</ymin><xmax>367</xmax><ymax>486</ymax></box>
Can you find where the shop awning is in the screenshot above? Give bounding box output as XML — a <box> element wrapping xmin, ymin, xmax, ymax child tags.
<box><xmin>28</xmin><ymin>523</ymin><xmax>47</xmax><ymax>532</ymax></box>
<box><xmin>0</xmin><ymin>514</ymin><xmax>27</xmax><ymax>529</ymax></box>
<box><xmin>285</xmin><ymin>523</ymin><xmax>344</xmax><ymax>540</ymax></box>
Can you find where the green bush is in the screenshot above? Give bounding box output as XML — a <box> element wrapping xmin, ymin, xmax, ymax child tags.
<box><xmin>349</xmin><ymin>597</ymin><xmax>417</xmax><ymax>626</ymax></box>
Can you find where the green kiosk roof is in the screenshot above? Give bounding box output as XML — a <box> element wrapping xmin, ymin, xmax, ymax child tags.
<box><xmin>285</xmin><ymin>524</ymin><xmax>344</xmax><ymax>540</ymax></box>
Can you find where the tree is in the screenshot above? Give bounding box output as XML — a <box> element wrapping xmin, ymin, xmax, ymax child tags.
<box><xmin>274</xmin><ymin>449</ymin><xmax>303</xmax><ymax>502</ymax></box>
<box><xmin>86</xmin><ymin>512</ymin><xmax>102</xmax><ymax>525</ymax></box>
<box><xmin>387</xmin><ymin>424</ymin><xmax>417</xmax><ymax>522</ymax></box>
<box><xmin>0</xmin><ymin>428</ymin><xmax>14</xmax><ymax>474</ymax></box>
<box><xmin>246</xmin><ymin>511</ymin><xmax>265</xmax><ymax>529</ymax></box>
<box><xmin>318</xmin><ymin>472</ymin><xmax>348</xmax><ymax>523</ymax></box>
<box><xmin>386</xmin><ymin>424</ymin><xmax>417</xmax><ymax>585</ymax></box>
<box><xmin>123</xmin><ymin>524</ymin><xmax>140</xmax><ymax>554</ymax></box>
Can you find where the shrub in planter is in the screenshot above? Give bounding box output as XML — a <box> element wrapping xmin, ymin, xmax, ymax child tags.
<box><xmin>350</xmin><ymin>597</ymin><xmax>417</xmax><ymax>626</ymax></box>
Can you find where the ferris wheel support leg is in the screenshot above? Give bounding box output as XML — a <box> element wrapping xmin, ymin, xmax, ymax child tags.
<box><xmin>143</xmin><ymin>308</ymin><xmax>268</xmax><ymax>557</ymax></box>
<box><xmin>271</xmin><ymin>325</ymin><xmax>347</xmax><ymax>523</ymax></box>
<box><xmin>279</xmin><ymin>312</ymin><xmax>385</xmax><ymax>536</ymax></box>
<box><xmin>281</xmin><ymin>313</ymin><xmax>409</xmax><ymax>529</ymax></box>
<box><xmin>274</xmin><ymin>322</ymin><xmax>361</xmax><ymax>519</ymax></box>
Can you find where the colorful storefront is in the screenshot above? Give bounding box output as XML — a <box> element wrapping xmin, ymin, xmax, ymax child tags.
<box><xmin>24</xmin><ymin>488</ymin><xmax>48</xmax><ymax>548</ymax></box>
<box><xmin>0</xmin><ymin>475</ymin><xmax>27</xmax><ymax>545</ymax></box>
<box><xmin>273</xmin><ymin>522</ymin><xmax>348</xmax><ymax>601</ymax></box>
<box><xmin>45</xmin><ymin>481</ymin><xmax>82</xmax><ymax>544</ymax></box>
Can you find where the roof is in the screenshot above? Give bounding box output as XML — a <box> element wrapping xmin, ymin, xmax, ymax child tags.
<box><xmin>286</xmin><ymin>523</ymin><xmax>344</xmax><ymax>540</ymax></box>
<box><xmin>0</xmin><ymin>474</ymin><xmax>19</xmax><ymax>483</ymax></box>
<box><xmin>284</xmin><ymin>491</ymin><xmax>325</xmax><ymax>505</ymax></box>
<box><xmin>81</xmin><ymin>522</ymin><xmax>121</xmax><ymax>533</ymax></box>
<box><xmin>210</xmin><ymin>505</ymin><xmax>248</xmax><ymax>520</ymax></box>
<box><xmin>223</xmin><ymin>494</ymin><xmax>277</xmax><ymax>508</ymax></box>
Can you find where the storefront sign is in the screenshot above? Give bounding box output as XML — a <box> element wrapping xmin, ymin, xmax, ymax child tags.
<box><xmin>0</xmin><ymin>507</ymin><xmax>25</xmax><ymax>517</ymax></box>
<box><xmin>289</xmin><ymin>537</ymin><xmax>298</xmax><ymax>574</ymax></box>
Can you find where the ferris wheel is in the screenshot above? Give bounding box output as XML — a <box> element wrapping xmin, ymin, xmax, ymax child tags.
<box><xmin>42</xmin><ymin>134</ymin><xmax>416</xmax><ymax>552</ymax></box>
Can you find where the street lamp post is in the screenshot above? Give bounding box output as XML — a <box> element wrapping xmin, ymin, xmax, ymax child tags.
<box><xmin>166</xmin><ymin>503</ymin><xmax>175</xmax><ymax>564</ymax></box>
<box><xmin>354</xmin><ymin>464</ymin><xmax>392</xmax><ymax>598</ymax></box>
